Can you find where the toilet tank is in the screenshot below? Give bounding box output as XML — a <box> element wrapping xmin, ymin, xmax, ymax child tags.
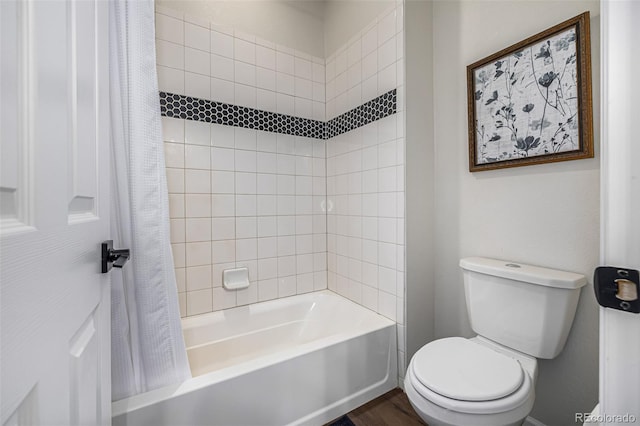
<box><xmin>460</xmin><ymin>257</ymin><xmax>587</xmax><ymax>359</ymax></box>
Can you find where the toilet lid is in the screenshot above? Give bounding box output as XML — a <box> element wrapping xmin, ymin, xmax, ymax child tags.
<box><xmin>412</xmin><ymin>337</ymin><xmax>524</xmax><ymax>402</ymax></box>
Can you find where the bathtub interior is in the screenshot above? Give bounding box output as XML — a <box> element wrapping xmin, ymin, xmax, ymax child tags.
<box><xmin>183</xmin><ymin>290</ymin><xmax>394</xmax><ymax>377</ymax></box>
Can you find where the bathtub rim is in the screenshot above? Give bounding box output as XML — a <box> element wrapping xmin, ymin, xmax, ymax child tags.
<box><xmin>112</xmin><ymin>290</ymin><xmax>396</xmax><ymax>418</ymax></box>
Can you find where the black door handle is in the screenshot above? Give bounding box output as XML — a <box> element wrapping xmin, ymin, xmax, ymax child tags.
<box><xmin>101</xmin><ymin>240</ymin><xmax>131</xmax><ymax>273</ymax></box>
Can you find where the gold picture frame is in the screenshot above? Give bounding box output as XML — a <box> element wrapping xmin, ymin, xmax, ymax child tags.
<box><xmin>467</xmin><ymin>12</ymin><xmax>593</xmax><ymax>172</ymax></box>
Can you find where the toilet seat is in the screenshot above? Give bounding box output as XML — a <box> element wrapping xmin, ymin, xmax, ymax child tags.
<box><xmin>408</xmin><ymin>338</ymin><xmax>533</xmax><ymax>415</ymax></box>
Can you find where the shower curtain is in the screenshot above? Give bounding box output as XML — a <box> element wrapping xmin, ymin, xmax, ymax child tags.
<box><xmin>109</xmin><ymin>0</ymin><xmax>191</xmax><ymax>400</ymax></box>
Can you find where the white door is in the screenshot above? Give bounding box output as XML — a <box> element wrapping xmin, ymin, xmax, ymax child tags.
<box><xmin>1</xmin><ymin>0</ymin><xmax>111</xmax><ymax>424</ymax></box>
<box><xmin>600</xmin><ymin>0</ymin><xmax>640</xmax><ymax>419</ymax></box>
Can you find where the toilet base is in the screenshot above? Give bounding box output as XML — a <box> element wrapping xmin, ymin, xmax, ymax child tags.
<box><xmin>404</xmin><ymin>374</ymin><xmax>534</xmax><ymax>426</ymax></box>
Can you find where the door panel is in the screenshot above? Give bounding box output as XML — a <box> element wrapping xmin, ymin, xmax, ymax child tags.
<box><xmin>0</xmin><ymin>0</ymin><xmax>111</xmax><ymax>424</ymax></box>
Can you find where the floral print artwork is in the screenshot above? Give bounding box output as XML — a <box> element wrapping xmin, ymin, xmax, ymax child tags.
<box><xmin>473</xmin><ymin>26</ymin><xmax>580</xmax><ymax>164</ymax></box>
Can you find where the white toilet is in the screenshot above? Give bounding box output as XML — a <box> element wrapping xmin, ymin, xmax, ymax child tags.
<box><xmin>405</xmin><ymin>257</ymin><xmax>586</xmax><ymax>426</ymax></box>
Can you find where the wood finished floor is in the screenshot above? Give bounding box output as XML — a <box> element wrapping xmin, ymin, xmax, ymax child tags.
<box><xmin>331</xmin><ymin>388</ymin><xmax>427</xmax><ymax>426</ymax></box>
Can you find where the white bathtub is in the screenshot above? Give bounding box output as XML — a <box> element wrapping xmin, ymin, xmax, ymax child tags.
<box><xmin>112</xmin><ymin>290</ymin><xmax>397</xmax><ymax>426</ymax></box>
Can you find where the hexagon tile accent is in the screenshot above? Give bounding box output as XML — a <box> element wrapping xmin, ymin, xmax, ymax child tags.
<box><xmin>159</xmin><ymin>89</ymin><xmax>397</xmax><ymax>140</ymax></box>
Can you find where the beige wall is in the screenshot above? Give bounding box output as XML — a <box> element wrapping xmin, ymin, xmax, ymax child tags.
<box><xmin>430</xmin><ymin>1</ymin><xmax>600</xmax><ymax>424</ymax></box>
<box><xmin>156</xmin><ymin>0</ymin><xmax>325</xmax><ymax>57</ymax></box>
<box><xmin>323</xmin><ymin>0</ymin><xmax>395</xmax><ymax>56</ymax></box>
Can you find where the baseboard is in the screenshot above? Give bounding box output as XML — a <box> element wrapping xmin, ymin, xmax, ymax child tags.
<box><xmin>524</xmin><ymin>416</ymin><xmax>547</xmax><ymax>426</ymax></box>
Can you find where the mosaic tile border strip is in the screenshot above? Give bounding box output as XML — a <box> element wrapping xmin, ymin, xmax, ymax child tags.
<box><xmin>159</xmin><ymin>89</ymin><xmax>396</xmax><ymax>140</ymax></box>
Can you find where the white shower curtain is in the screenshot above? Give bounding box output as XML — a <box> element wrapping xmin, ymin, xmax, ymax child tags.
<box><xmin>109</xmin><ymin>0</ymin><xmax>191</xmax><ymax>401</ymax></box>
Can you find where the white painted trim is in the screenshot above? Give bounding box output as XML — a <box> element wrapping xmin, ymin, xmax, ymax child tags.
<box><xmin>599</xmin><ymin>0</ymin><xmax>640</xmax><ymax>420</ymax></box>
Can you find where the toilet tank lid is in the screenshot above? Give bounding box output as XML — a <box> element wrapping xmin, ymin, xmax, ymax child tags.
<box><xmin>460</xmin><ymin>257</ymin><xmax>587</xmax><ymax>289</ymax></box>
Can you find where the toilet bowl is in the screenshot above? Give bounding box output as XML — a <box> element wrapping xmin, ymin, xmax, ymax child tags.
<box><xmin>404</xmin><ymin>257</ymin><xmax>586</xmax><ymax>426</ymax></box>
<box><xmin>404</xmin><ymin>337</ymin><xmax>537</xmax><ymax>426</ymax></box>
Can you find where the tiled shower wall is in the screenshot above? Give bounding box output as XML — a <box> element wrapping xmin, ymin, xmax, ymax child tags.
<box><xmin>325</xmin><ymin>4</ymin><xmax>407</xmax><ymax>377</ymax></box>
<box><xmin>155</xmin><ymin>6</ymin><xmax>328</xmax><ymax>316</ymax></box>
<box><xmin>155</xmin><ymin>4</ymin><xmax>406</xmax><ymax>381</ymax></box>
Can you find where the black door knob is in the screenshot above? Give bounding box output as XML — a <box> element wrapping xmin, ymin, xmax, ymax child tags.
<box><xmin>101</xmin><ymin>240</ymin><xmax>131</xmax><ymax>273</ymax></box>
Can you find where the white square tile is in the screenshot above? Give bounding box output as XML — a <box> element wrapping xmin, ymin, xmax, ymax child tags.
<box><xmin>155</xmin><ymin>13</ymin><xmax>184</xmax><ymax>44</ymax></box>
<box><xmin>211</xmin><ymin>54</ymin><xmax>234</xmax><ymax>81</ymax></box>
<box><xmin>212</xmin><ymin>287</ymin><xmax>237</xmax><ymax>311</ymax></box>
<box><xmin>257</xmin><ymin>237</ymin><xmax>278</xmax><ymax>259</ymax></box>
<box><xmin>164</xmin><ymin>142</ymin><xmax>184</xmax><ymax>168</ymax></box>
<box><xmin>378</xmin><ymin>291</ymin><xmax>396</xmax><ymax>321</ymax></box>
<box><xmin>276</xmin><ymin>51</ymin><xmax>294</xmax><ymax>75</ymax></box>
<box><xmin>277</xmin><ymin>235</ymin><xmax>296</xmax><ymax>256</ymax></box>
<box><xmin>256</xmin><ymin>89</ymin><xmax>277</xmax><ymax>112</ymax></box>
<box><xmin>169</xmin><ymin>194</ymin><xmax>185</xmax><ymax>218</ymax></box>
<box><xmin>257</xmin><ymin>216</ymin><xmax>277</xmax><ymax>237</ymax></box>
<box><xmin>378</xmin><ymin>10</ymin><xmax>396</xmax><ymax>45</ymax></box>
<box><xmin>211</xmin><ymin>240</ymin><xmax>236</xmax><ymax>263</ymax></box>
<box><xmin>378</xmin><ymin>217</ymin><xmax>397</xmax><ymax>244</ymax></box>
<box><xmin>185</xmin><ymin>241</ymin><xmax>211</xmax><ymax>266</ymax></box>
<box><xmin>157</xmin><ymin>66</ymin><xmax>185</xmax><ymax>94</ymax></box>
<box><xmin>236</xmin><ymin>283</ymin><xmax>258</xmax><ymax>306</ymax></box>
<box><xmin>235</xmin><ymin>84</ymin><xmax>256</xmax><ymax>108</ymax></box>
<box><xmin>362</xmin><ymin>74</ymin><xmax>378</xmax><ymax>103</ymax></box>
<box><xmin>335</xmin><ymin>50</ymin><xmax>347</xmax><ymax>76</ymax></box>
<box><xmin>184</xmin><ymin>72</ymin><xmax>210</xmax><ymax>99</ymax></box>
<box><xmin>212</xmin><ymin>194</ymin><xmax>235</xmax><ymax>217</ymax></box>
<box><xmin>166</xmin><ymin>168</ymin><xmax>184</xmax><ymax>193</ymax></box>
<box><xmin>235</xmin><ymin>150</ymin><xmax>257</xmax><ymax>172</ymax></box>
<box><xmin>312</xmin><ymin>62</ymin><xmax>325</xmax><ymax>83</ymax></box>
<box><xmin>211</xmin><ymin>147</ymin><xmax>235</xmax><ymax>171</ymax></box>
<box><xmin>212</xmin><ymin>217</ymin><xmax>235</xmax><ymax>241</ymax></box>
<box><xmin>236</xmin><ymin>172</ymin><xmax>257</xmax><ymax>194</ymax></box>
<box><xmin>236</xmin><ymin>195</ymin><xmax>257</xmax><ymax>216</ymax></box>
<box><xmin>210</xmin><ymin>30</ymin><xmax>234</xmax><ymax>58</ymax></box>
<box><xmin>256</xmin><ymin>45</ymin><xmax>276</xmax><ymax>70</ymax></box>
<box><xmin>296</xmin><ymin>156</ymin><xmax>313</xmax><ymax>176</ymax></box>
<box><xmin>296</xmin><ymin>234</ymin><xmax>313</xmax><ymax>254</ymax></box>
<box><xmin>185</xmin><ymin>144</ymin><xmax>210</xmax><ymax>169</ymax></box>
<box><xmin>211</xmin><ymin>124</ymin><xmax>235</xmax><ymax>148</ymax></box>
<box><xmin>378</xmin><ymin>192</ymin><xmax>396</xmax><ymax>218</ymax></box>
<box><xmin>362</xmin><ymin>216</ymin><xmax>378</xmax><ymax>240</ymax></box>
<box><xmin>234</xmin><ymin>127</ymin><xmax>257</xmax><ymax>151</ymax></box>
<box><xmin>175</xmin><ymin>267</ymin><xmax>186</xmax><ymax>292</ymax></box>
<box><xmin>258</xmin><ymin>258</ymin><xmax>278</xmax><ymax>279</ymax></box>
<box><xmin>185</xmin><ymin>169</ymin><xmax>211</xmax><ymax>194</ymax></box>
<box><xmin>257</xmin><ymin>195</ymin><xmax>277</xmax><ymax>216</ymax></box>
<box><xmin>211</xmin><ymin>170</ymin><xmax>235</xmax><ymax>194</ymax></box>
<box><xmin>257</xmin><ymin>174</ymin><xmax>277</xmax><ymax>194</ymax></box>
<box><xmin>296</xmin><ymin>254</ymin><xmax>314</xmax><ymax>274</ymax></box>
<box><xmin>186</xmin><ymin>218</ymin><xmax>211</xmax><ymax>242</ymax></box>
<box><xmin>185</xmin><ymin>47</ymin><xmax>210</xmax><ymax>75</ymax></box>
<box><xmin>378</xmin><ymin>166</ymin><xmax>397</xmax><ymax>192</ymax></box>
<box><xmin>277</xmin><ymin>215</ymin><xmax>296</xmax><ymax>236</ymax></box>
<box><xmin>156</xmin><ymin>40</ymin><xmax>183</xmax><ymax>69</ymax></box>
<box><xmin>184</xmin><ymin>22</ymin><xmax>209</xmax><ymax>51</ymax></box>
<box><xmin>295</xmin><ymin>98</ymin><xmax>313</xmax><ymax>119</ymax></box>
<box><xmin>236</xmin><ymin>238</ymin><xmax>257</xmax><ymax>261</ymax></box>
<box><xmin>257</xmin><ymin>152</ymin><xmax>277</xmax><ymax>174</ymax></box>
<box><xmin>185</xmin><ymin>120</ymin><xmax>210</xmax><ymax>146</ymax></box>
<box><xmin>312</xmin><ymin>82</ymin><xmax>325</xmax><ymax>103</ymax></box>
<box><xmin>172</xmin><ymin>243</ymin><xmax>185</xmax><ymax>268</ymax></box>
<box><xmin>185</xmin><ymin>194</ymin><xmax>210</xmax><ymax>218</ymax></box>
<box><xmin>236</xmin><ymin>217</ymin><xmax>257</xmax><ymax>239</ymax></box>
<box><xmin>378</xmin><ymin>63</ymin><xmax>396</xmax><ymax>96</ymax></box>
<box><xmin>210</xmin><ymin>77</ymin><xmax>235</xmax><ymax>104</ymax></box>
<box><xmin>294</xmin><ymin>57</ymin><xmax>312</xmax><ymax>80</ymax></box>
<box><xmin>235</xmin><ymin>38</ymin><xmax>256</xmax><ymax>64</ymax></box>
<box><xmin>256</xmin><ymin>68</ymin><xmax>276</xmax><ymax>91</ymax></box>
<box><xmin>235</xmin><ymin>61</ymin><xmax>256</xmax><ymax>86</ymax></box>
<box><xmin>276</xmin><ymin>72</ymin><xmax>295</xmax><ymax>96</ymax></box>
<box><xmin>362</xmin><ymin>51</ymin><xmax>377</xmax><ymax>80</ymax></box>
<box><xmin>347</xmin><ymin>38</ymin><xmax>362</xmax><ymax>67</ymax></box>
<box><xmin>162</xmin><ymin>117</ymin><xmax>184</xmax><ymax>143</ymax></box>
<box><xmin>294</xmin><ymin>77</ymin><xmax>313</xmax><ymax>99</ymax></box>
<box><xmin>187</xmin><ymin>289</ymin><xmax>213</xmax><ymax>316</ymax></box>
<box><xmin>277</xmin><ymin>154</ymin><xmax>296</xmax><ymax>175</ymax></box>
<box><xmin>362</xmin><ymin>26</ymin><xmax>377</xmax><ymax>57</ymax></box>
<box><xmin>296</xmin><ymin>273</ymin><xmax>314</xmax><ymax>294</ymax></box>
<box><xmin>277</xmin><ymin>195</ymin><xmax>296</xmax><ymax>215</ymax></box>
<box><xmin>170</xmin><ymin>219</ymin><xmax>185</xmax><ymax>243</ymax></box>
<box><xmin>278</xmin><ymin>276</ymin><xmax>297</xmax><ymax>297</ymax></box>
<box><xmin>278</xmin><ymin>256</ymin><xmax>296</xmax><ymax>277</ymax></box>
<box><xmin>258</xmin><ymin>279</ymin><xmax>278</xmax><ymax>301</ymax></box>
<box><xmin>378</xmin><ymin>36</ymin><xmax>396</xmax><ymax>71</ymax></box>
<box><xmin>276</xmin><ymin>93</ymin><xmax>295</xmax><ymax>115</ymax></box>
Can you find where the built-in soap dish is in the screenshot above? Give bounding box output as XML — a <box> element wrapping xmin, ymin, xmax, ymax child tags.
<box><xmin>223</xmin><ymin>267</ymin><xmax>250</xmax><ymax>290</ymax></box>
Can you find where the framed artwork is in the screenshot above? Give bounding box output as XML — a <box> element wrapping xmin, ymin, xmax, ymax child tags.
<box><xmin>467</xmin><ymin>12</ymin><xmax>593</xmax><ymax>172</ymax></box>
